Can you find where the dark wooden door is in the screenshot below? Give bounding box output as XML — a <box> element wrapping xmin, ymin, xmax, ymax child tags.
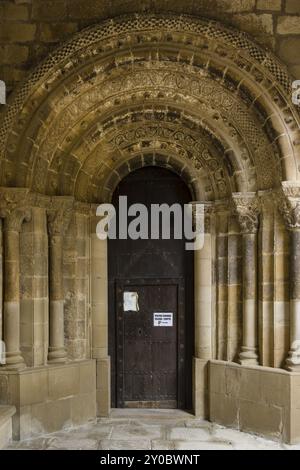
<box><xmin>116</xmin><ymin>280</ymin><xmax>185</xmax><ymax>408</ymax></box>
<box><xmin>108</xmin><ymin>167</ymin><xmax>194</xmax><ymax>410</ymax></box>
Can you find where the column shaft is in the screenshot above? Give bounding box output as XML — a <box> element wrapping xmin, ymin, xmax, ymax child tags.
<box><xmin>194</xmin><ymin>233</ymin><xmax>212</xmax><ymax>359</ymax></box>
<box><xmin>48</xmin><ymin>234</ymin><xmax>67</xmax><ymax>363</ymax></box>
<box><xmin>3</xmin><ymin>227</ymin><xmax>25</xmax><ymax>368</ymax></box>
<box><xmin>239</xmin><ymin>232</ymin><xmax>258</xmax><ymax>364</ymax></box>
<box><xmin>232</xmin><ymin>193</ymin><xmax>259</xmax><ymax>366</ymax></box>
<box><xmin>276</xmin><ymin>183</ymin><xmax>300</xmax><ymax>371</ymax></box>
<box><xmin>286</xmin><ymin>230</ymin><xmax>300</xmax><ymax>370</ymax></box>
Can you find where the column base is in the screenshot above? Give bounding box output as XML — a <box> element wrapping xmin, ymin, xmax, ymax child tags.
<box><xmin>285</xmin><ymin>349</ymin><xmax>300</xmax><ymax>371</ymax></box>
<box><xmin>48</xmin><ymin>348</ymin><xmax>67</xmax><ymax>363</ymax></box>
<box><xmin>3</xmin><ymin>352</ymin><xmax>26</xmax><ymax>371</ymax></box>
<box><xmin>239</xmin><ymin>347</ymin><xmax>258</xmax><ymax>365</ymax></box>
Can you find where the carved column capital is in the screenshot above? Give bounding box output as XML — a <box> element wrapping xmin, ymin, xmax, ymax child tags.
<box><xmin>3</xmin><ymin>208</ymin><xmax>31</xmax><ymax>232</ymax></box>
<box><xmin>0</xmin><ymin>188</ymin><xmax>30</xmax><ymax>218</ymax></box>
<box><xmin>275</xmin><ymin>182</ymin><xmax>300</xmax><ymax>231</ymax></box>
<box><xmin>232</xmin><ymin>193</ymin><xmax>260</xmax><ymax>234</ymax></box>
<box><xmin>47</xmin><ymin>197</ymin><xmax>74</xmax><ymax>237</ymax></box>
<box><xmin>189</xmin><ymin>201</ymin><xmax>214</xmax><ymax>233</ymax></box>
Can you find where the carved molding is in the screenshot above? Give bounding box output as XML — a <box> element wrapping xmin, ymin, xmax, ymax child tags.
<box><xmin>232</xmin><ymin>193</ymin><xmax>260</xmax><ymax>234</ymax></box>
<box><xmin>29</xmin><ymin>66</ymin><xmax>273</xmax><ymax>196</ymax></box>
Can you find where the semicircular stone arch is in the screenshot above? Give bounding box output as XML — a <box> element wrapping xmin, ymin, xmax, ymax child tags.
<box><xmin>0</xmin><ymin>13</ymin><xmax>299</xmax><ymax>202</ymax></box>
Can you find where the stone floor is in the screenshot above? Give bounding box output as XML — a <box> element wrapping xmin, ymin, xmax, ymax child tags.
<box><xmin>5</xmin><ymin>409</ymin><xmax>300</xmax><ymax>450</ymax></box>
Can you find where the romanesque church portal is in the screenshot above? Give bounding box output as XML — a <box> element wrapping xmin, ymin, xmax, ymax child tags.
<box><xmin>1</xmin><ymin>0</ymin><xmax>300</xmax><ymax>446</ymax></box>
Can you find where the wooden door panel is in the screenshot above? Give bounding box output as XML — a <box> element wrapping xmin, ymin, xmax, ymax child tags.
<box><xmin>117</xmin><ymin>281</ymin><xmax>181</xmax><ymax>407</ymax></box>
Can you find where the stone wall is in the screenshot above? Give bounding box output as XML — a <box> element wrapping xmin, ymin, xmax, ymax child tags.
<box><xmin>209</xmin><ymin>360</ymin><xmax>300</xmax><ymax>444</ymax></box>
<box><xmin>0</xmin><ymin>359</ymin><xmax>96</xmax><ymax>440</ymax></box>
<box><xmin>0</xmin><ymin>405</ymin><xmax>15</xmax><ymax>449</ymax></box>
<box><xmin>0</xmin><ymin>0</ymin><xmax>300</xmax><ymax>95</ymax></box>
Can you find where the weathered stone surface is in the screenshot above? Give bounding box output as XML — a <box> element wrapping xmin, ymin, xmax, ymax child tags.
<box><xmin>3</xmin><ymin>3</ymin><xmax>29</xmax><ymax>20</ymax></box>
<box><xmin>240</xmin><ymin>400</ymin><xmax>283</xmax><ymax>437</ymax></box>
<box><xmin>0</xmin><ymin>23</ymin><xmax>36</xmax><ymax>42</ymax></box>
<box><xmin>6</xmin><ymin>408</ymin><xmax>295</xmax><ymax>450</ymax></box>
<box><xmin>32</xmin><ymin>0</ymin><xmax>67</xmax><ymax>20</ymax></box>
<box><xmin>0</xmin><ymin>406</ymin><xmax>15</xmax><ymax>450</ymax></box>
<box><xmin>209</xmin><ymin>361</ymin><xmax>296</xmax><ymax>442</ymax></box>
<box><xmin>232</xmin><ymin>13</ymin><xmax>274</xmax><ymax>35</ymax></box>
<box><xmin>285</xmin><ymin>0</ymin><xmax>300</xmax><ymax>14</ymax></box>
<box><xmin>0</xmin><ymin>361</ymin><xmax>96</xmax><ymax>440</ymax></box>
<box><xmin>39</xmin><ymin>23</ymin><xmax>78</xmax><ymax>43</ymax></box>
<box><xmin>277</xmin><ymin>16</ymin><xmax>300</xmax><ymax>34</ymax></box>
<box><xmin>257</xmin><ymin>0</ymin><xmax>281</xmax><ymax>10</ymax></box>
<box><xmin>0</xmin><ymin>45</ymin><xmax>29</xmax><ymax>65</ymax></box>
<box><xmin>210</xmin><ymin>392</ymin><xmax>239</xmax><ymax>427</ymax></box>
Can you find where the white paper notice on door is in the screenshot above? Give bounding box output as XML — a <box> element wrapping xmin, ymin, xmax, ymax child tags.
<box><xmin>153</xmin><ymin>312</ymin><xmax>173</xmax><ymax>327</ymax></box>
<box><xmin>123</xmin><ymin>292</ymin><xmax>139</xmax><ymax>312</ymax></box>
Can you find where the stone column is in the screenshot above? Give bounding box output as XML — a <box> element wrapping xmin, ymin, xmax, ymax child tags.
<box><xmin>91</xmin><ymin>207</ymin><xmax>110</xmax><ymax>417</ymax></box>
<box><xmin>227</xmin><ymin>213</ymin><xmax>242</xmax><ymax>362</ymax></box>
<box><xmin>20</xmin><ymin>207</ymin><xmax>49</xmax><ymax>366</ymax></box>
<box><xmin>277</xmin><ymin>183</ymin><xmax>300</xmax><ymax>371</ymax></box>
<box><xmin>47</xmin><ymin>199</ymin><xmax>73</xmax><ymax>363</ymax></box>
<box><xmin>3</xmin><ymin>208</ymin><xmax>31</xmax><ymax>369</ymax></box>
<box><xmin>192</xmin><ymin>201</ymin><xmax>214</xmax><ymax>417</ymax></box>
<box><xmin>232</xmin><ymin>193</ymin><xmax>260</xmax><ymax>365</ymax></box>
<box><xmin>192</xmin><ymin>202</ymin><xmax>214</xmax><ymax>360</ymax></box>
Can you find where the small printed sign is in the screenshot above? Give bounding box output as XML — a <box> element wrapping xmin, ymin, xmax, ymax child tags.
<box><xmin>123</xmin><ymin>292</ymin><xmax>139</xmax><ymax>312</ymax></box>
<box><xmin>153</xmin><ymin>312</ymin><xmax>173</xmax><ymax>327</ymax></box>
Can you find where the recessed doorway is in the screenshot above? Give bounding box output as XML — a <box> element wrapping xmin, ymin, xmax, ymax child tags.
<box><xmin>108</xmin><ymin>167</ymin><xmax>194</xmax><ymax>410</ymax></box>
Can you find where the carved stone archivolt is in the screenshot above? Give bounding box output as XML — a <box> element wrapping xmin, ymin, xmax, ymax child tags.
<box><xmin>26</xmin><ymin>65</ymin><xmax>275</xmax><ymax>197</ymax></box>
<box><xmin>232</xmin><ymin>193</ymin><xmax>260</xmax><ymax>234</ymax></box>
<box><xmin>0</xmin><ymin>13</ymin><xmax>298</xmax><ymax>205</ymax></box>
